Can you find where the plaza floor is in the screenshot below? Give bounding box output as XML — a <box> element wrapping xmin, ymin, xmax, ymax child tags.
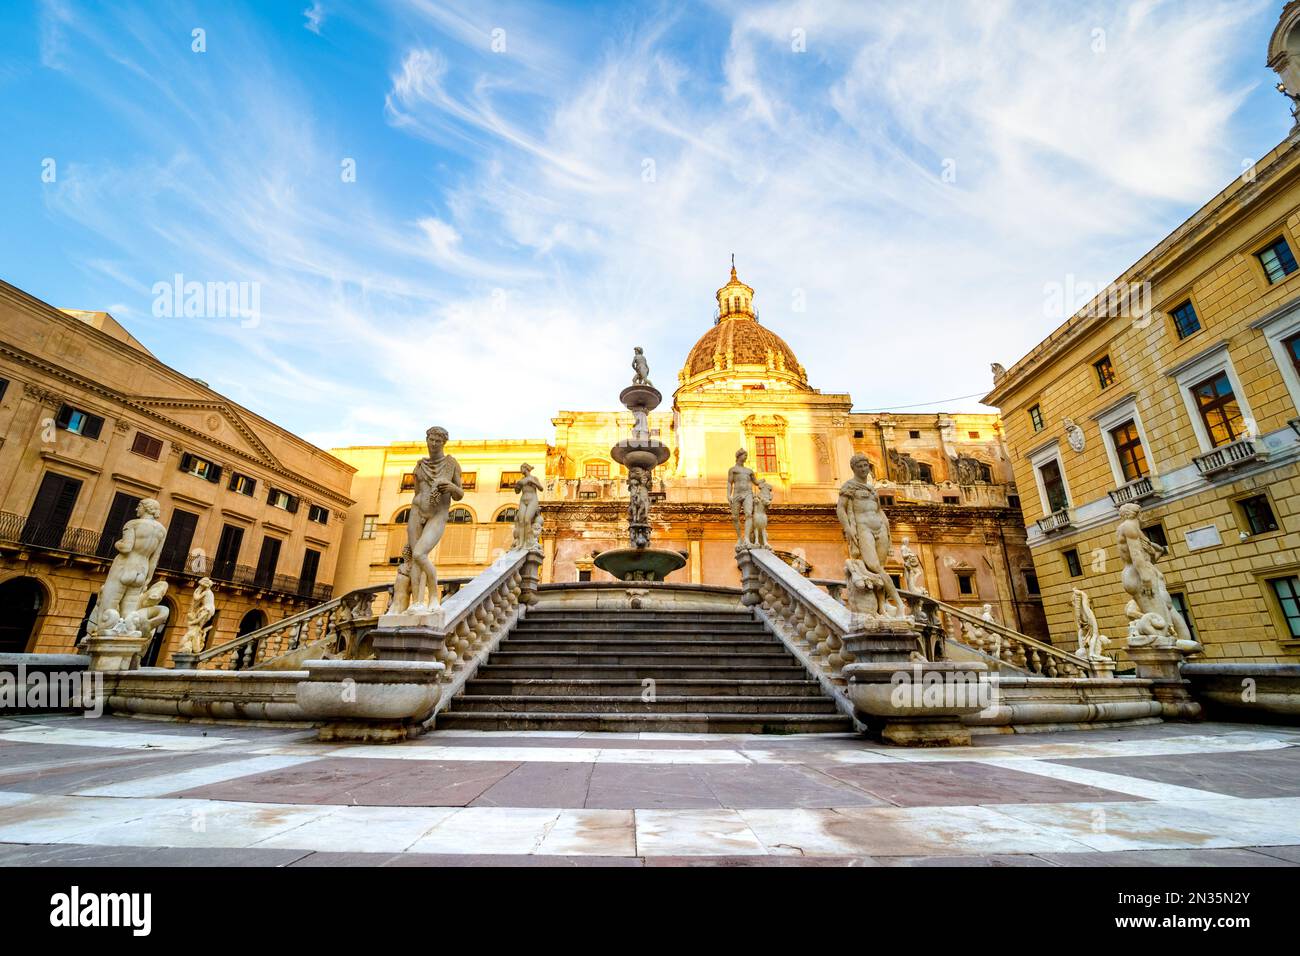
<box><xmin>1</xmin><ymin>713</ymin><xmax>1299</xmax><ymax>866</ymax></box>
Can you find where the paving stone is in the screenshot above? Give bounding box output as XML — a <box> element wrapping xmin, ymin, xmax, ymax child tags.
<box><xmin>1051</xmin><ymin>748</ymin><xmax>1300</xmax><ymax>799</ymax></box>
<box><xmin>583</xmin><ymin>764</ymin><xmax>722</xmax><ymax>809</ymax></box>
<box><xmin>1033</xmin><ymin>847</ymin><xmax>1299</xmax><ymax>866</ymax></box>
<box><xmin>693</xmin><ymin>765</ymin><xmax>888</xmax><ymax>809</ymax></box>
<box><xmin>471</xmin><ymin>761</ymin><xmax>595</xmax><ymax>808</ymax></box>
<box><xmin>821</xmin><ymin>761</ymin><xmax>1137</xmax><ymax>807</ymax></box>
<box><xmin>1250</xmin><ymin>845</ymin><xmax>1300</xmax><ymax>863</ymax></box>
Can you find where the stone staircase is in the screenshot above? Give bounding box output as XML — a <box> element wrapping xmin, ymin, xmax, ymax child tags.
<box><xmin>437</xmin><ymin>606</ymin><xmax>853</xmax><ymax>733</ymax></box>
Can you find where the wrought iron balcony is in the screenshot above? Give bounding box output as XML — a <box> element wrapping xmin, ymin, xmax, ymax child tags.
<box><xmin>1193</xmin><ymin>437</ymin><xmax>1262</xmax><ymax>478</ymax></box>
<box><xmin>1107</xmin><ymin>474</ymin><xmax>1159</xmax><ymax>507</ymax></box>
<box><xmin>1035</xmin><ymin>508</ymin><xmax>1073</xmax><ymax>534</ymax></box>
<box><xmin>0</xmin><ymin>511</ymin><xmax>101</xmax><ymax>556</ymax></box>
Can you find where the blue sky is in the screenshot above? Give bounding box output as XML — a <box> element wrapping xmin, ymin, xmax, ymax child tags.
<box><xmin>0</xmin><ymin>0</ymin><xmax>1291</xmax><ymax>448</ymax></box>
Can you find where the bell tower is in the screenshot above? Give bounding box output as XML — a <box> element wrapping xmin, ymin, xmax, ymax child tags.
<box><xmin>716</xmin><ymin>256</ymin><xmax>756</xmax><ymax>321</ymax></box>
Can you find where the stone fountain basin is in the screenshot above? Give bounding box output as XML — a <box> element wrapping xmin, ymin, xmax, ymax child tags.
<box><xmin>619</xmin><ymin>383</ymin><xmax>663</xmax><ymax>413</ymax></box>
<box><xmin>593</xmin><ymin>547</ymin><xmax>687</xmax><ymax>582</ymax></box>
<box><xmin>612</xmin><ymin>438</ymin><xmax>670</xmax><ymax>470</ymax></box>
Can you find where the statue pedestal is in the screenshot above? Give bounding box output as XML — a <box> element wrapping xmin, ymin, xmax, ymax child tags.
<box><xmin>1126</xmin><ymin>645</ymin><xmax>1202</xmax><ymax>721</ymax></box>
<box><xmin>296</xmin><ymin>659</ymin><xmax>444</xmax><ymax>742</ymax></box>
<box><xmin>378</xmin><ymin>609</ymin><xmax>446</xmax><ymax>632</ymax></box>
<box><xmin>84</xmin><ymin>632</ymin><xmax>148</xmax><ymax>672</ymax></box>
<box><xmin>371</xmin><ymin>624</ymin><xmax>447</xmax><ymax>664</ymax></box>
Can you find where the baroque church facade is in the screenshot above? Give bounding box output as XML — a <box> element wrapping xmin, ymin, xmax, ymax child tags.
<box><xmin>332</xmin><ymin>267</ymin><xmax>1048</xmax><ymax>640</ymax></box>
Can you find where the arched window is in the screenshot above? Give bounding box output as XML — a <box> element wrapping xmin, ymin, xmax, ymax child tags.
<box><xmin>495</xmin><ymin>507</ymin><xmax>517</xmax><ymax>523</ymax></box>
<box><xmin>0</xmin><ymin>577</ymin><xmax>49</xmax><ymax>654</ymax></box>
<box><xmin>449</xmin><ymin>506</ymin><xmax>474</xmax><ymax>524</ymax></box>
<box><xmin>394</xmin><ymin>507</ymin><xmax>411</xmax><ymax>525</ymax></box>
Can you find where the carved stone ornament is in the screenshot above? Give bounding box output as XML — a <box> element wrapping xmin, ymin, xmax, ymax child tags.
<box><xmin>1063</xmin><ymin>418</ymin><xmax>1085</xmax><ymax>453</ymax></box>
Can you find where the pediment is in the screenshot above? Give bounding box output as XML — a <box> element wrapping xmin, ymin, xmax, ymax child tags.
<box><xmin>130</xmin><ymin>396</ymin><xmax>283</xmax><ymax>469</ymax></box>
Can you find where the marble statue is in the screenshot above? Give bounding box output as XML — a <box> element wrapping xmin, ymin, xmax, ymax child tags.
<box><xmin>1071</xmin><ymin>587</ymin><xmax>1112</xmax><ymax>661</ymax></box>
<box><xmin>628</xmin><ymin>467</ymin><xmax>651</xmax><ymax>526</ymax></box>
<box><xmin>178</xmin><ymin>577</ymin><xmax>216</xmax><ymax>655</ymax></box>
<box><xmin>899</xmin><ymin>537</ymin><xmax>926</xmax><ymax>594</ymax></box>
<box><xmin>391</xmin><ymin>547</ymin><xmax>412</xmax><ymax>615</ymax></box>
<box><xmin>1115</xmin><ymin>503</ymin><xmax>1200</xmax><ymax>653</ymax></box>
<box><xmin>749</xmin><ymin>479</ymin><xmax>772</xmax><ymax>549</ymax></box>
<box><xmin>512</xmin><ymin>463</ymin><xmax>544</xmax><ymax>551</ymax></box>
<box><xmin>727</xmin><ymin>448</ymin><xmax>758</xmax><ymax>547</ymax></box>
<box><xmin>632</xmin><ymin>346</ymin><xmax>652</xmax><ymax>387</ymax></box>
<box><xmin>836</xmin><ymin>453</ymin><xmax>906</xmax><ymax>618</ymax></box>
<box><xmin>404</xmin><ymin>426</ymin><xmax>465</xmax><ymax>611</ymax></box>
<box><xmin>129</xmin><ymin>580</ymin><xmax>170</xmax><ymax>642</ymax></box>
<box><xmin>87</xmin><ymin>498</ymin><xmax>167</xmax><ymax>636</ymax></box>
<box><xmin>991</xmin><ymin>362</ymin><xmax>1006</xmax><ymax>382</ymax></box>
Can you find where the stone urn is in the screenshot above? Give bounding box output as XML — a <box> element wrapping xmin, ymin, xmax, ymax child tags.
<box><xmin>296</xmin><ymin>659</ymin><xmax>445</xmax><ymax>742</ymax></box>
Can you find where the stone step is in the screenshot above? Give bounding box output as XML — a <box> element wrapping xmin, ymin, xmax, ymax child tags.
<box><xmin>506</xmin><ymin>631</ymin><xmax>773</xmax><ymax>644</ymax></box>
<box><xmin>523</xmin><ymin>611</ymin><xmax>752</xmax><ymax>622</ymax></box>
<box><xmin>502</xmin><ymin>639</ymin><xmax>783</xmax><ymax>654</ymax></box>
<box><xmin>514</xmin><ymin>623</ymin><xmax>768</xmax><ymax>635</ymax></box>
<box><xmin>453</xmin><ymin>695</ymin><xmax>841</xmax><ymax>715</ymax></box>
<box><xmin>463</xmin><ymin>677</ymin><xmax>827</xmax><ymax>698</ymax></box>
<box><xmin>474</xmin><ymin>663</ymin><xmax>810</xmax><ymax>681</ymax></box>
<box><xmin>487</xmin><ymin>650</ymin><xmax>793</xmax><ymax>667</ymax></box>
<box><xmin>434</xmin><ymin>711</ymin><xmax>855</xmax><ymax>734</ymax></box>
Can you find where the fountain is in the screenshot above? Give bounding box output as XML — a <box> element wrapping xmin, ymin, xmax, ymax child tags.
<box><xmin>592</xmin><ymin>347</ymin><xmax>687</xmax><ymax>582</ymax></box>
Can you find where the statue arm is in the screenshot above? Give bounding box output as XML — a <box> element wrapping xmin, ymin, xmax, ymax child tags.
<box><xmin>116</xmin><ymin>523</ymin><xmax>135</xmax><ymax>555</ymax></box>
<box><xmin>448</xmin><ymin>462</ymin><xmax>465</xmax><ymax>501</ymax></box>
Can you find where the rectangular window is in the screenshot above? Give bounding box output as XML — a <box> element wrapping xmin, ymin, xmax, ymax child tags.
<box><xmin>308</xmin><ymin>504</ymin><xmax>329</xmax><ymax>525</ymax></box>
<box><xmin>754</xmin><ymin>436</ymin><xmax>778</xmax><ymax>473</ymax></box>
<box><xmin>361</xmin><ymin>515</ymin><xmax>378</xmax><ymax>539</ymax></box>
<box><xmin>1142</xmin><ymin>523</ymin><xmax>1168</xmax><ymax>550</ymax></box>
<box><xmin>878</xmin><ymin>495</ymin><xmax>895</xmax><ymax>507</ymax></box>
<box><xmin>1028</xmin><ymin>404</ymin><xmax>1044</xmax><ymax>432</ymax></box>
<box><xmin>158</xmin><ymin>509</ymin><xmax>199</xmax><ymax>572</ymax></box>
<box><xmin>957</xmin><ymin>573</ymin><xmax>974</xmax><ymax>596</ymax></box>
<box><xmin>1191</xmin><ymin>371</ymin><xmax>1245</xmax><ymax>447</ymax></box>
<box><xmin>254</xmin><ymin>537</ymin><xmax>282</xmax><ymax>588</ymax></box>
<box><xmin>1258</xmin><ymin>237</ymin><xmax>1299</xmax><ymax>284</ymax></box>
<box><xmin>400</xmin><ymin>473</ymin><xmax>416</xmax><ymax>492</ymax></box>
<box><xmin>1024</xmin><ymin>571</ymin><xmax>1040</xmax><ymax>595</ymax></box>
<box><xmin>1267</xmin><ymin>576</ymin><xmax>1300</xmax><ymax>638</ymax></box>
<box><xmin>1285</xmin><ymin>331</ymin><xmax>1300</xmax><ymax>379</ymax></box>
<box><xmin>461</xmin><ymin>471</ymin><xmax>477</xmax><ymax>491</ymax></box>
<box><xmin>499</xmin><ymin>471</ymin><xmax>524</xmax><ymax>490</ymax></box>
<box><xmin>1238</xmin><ymin>494</ymin><xmax>1279</xmax><ymax>535</ymax></box>
<box><xmin>298</xmin><ymin>548</ymin><xmax>322</xmax><ymax>598</ymax></box>
<box><xmin>1038</xmin><ymin>459</ymin><xmax>1068</xmax><ymax>513</ymax></box>
<box><xmin>916</xmin><ymin>462</ymin><xmax>933</xmax><ymax>483</ymax></box>
<box><xmin>1108</xmin><ymin>419</ymin><xmax>1149</xmax><ymax>482</ymax></box>
<box><xmin>942</xmin><ymin>495</ymin><xmax>960</xmax><ymax>505</ymax></box>
<box><xmin>1171</xmin><ymin>300</ymin><xmax>1201</xmax><ymax>339</ymax></box>
<box><xmin>908</xmin><ymin>430</ymin><xmax>920</xmax><ymax>439</ymax></box>
<box><xmin>1063</xmin><ymin>548</ymin><xmax>1082</xmax><ymax>577</ymax></box>
<box><xmin>268</xmin><ymin>488</ymin><xmax>298</xmax><ymax>513</ymax></box>
<box><xmin>577</xmin><ymin>569</ymin><xmax>592</xmax><ymax>583</ymax></box>
<box><xmin>22</xmin><ymin>472</ymin><xmax>82</xmax><ymax>549</ymax></box>
<box><xmin>585</xmin><ymin>461</ymin><xmax>610</xmax><ymax>478</ymax></box>
<box><xmin>213</xmin><ymin>524</ymin><xmax>244</xmax><ymax>580</ymax></box>
<box><xmin>1170</xmin><ymin>592</ymin><xmax>1197</xmax><ymax>642</ymax></box>
<box><xmin>179</xmin><ymin>452</ymin><xmax>222</xmax><ymax>483</ymax></box>
<box><xmin>228</xmin><ymin>472</ymin><xmax>256</xmax><ymax>496</ymax></box>
<box><xmin>968</xmin><ymin>431</ymin><xmax>980</xmax><ymax>439</ymax></box>
<box><xmin>130</xmin><ymin>431</ymin><xmax>163</xmax><ymax>460</ymax></box>
<box><xmin>1094</xmin><ymin>355</ymin><xmax>1116</xmax><ymax>389</ymax></box>
<box><xmin>1007</xmin><ymin>494</ymin><xmax>1021</xmax><ymax>510</ymax></box>
<box><xmin>96</xmin><ymin>492</ymin><xmax>142</xmax><ymax>559</ymax></box>
<box><xmin>0</xmin><ymin>378</ymin><xmax>7</xmax><ymax>401</ymax></box>
<box><xmin>55</xmin><ymin>404</ymin><xmax>104</xmax><ymax>439</ymax></box>
<box><xmin>853</xmin><ymin>429</ymin><xmax>865</xmax><ymax>439</ymax></box>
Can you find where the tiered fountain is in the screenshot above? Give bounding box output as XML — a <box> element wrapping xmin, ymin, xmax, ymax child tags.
<box><xmin>592</xmin><ymin>347</ymin><xmax>687</xmax><ymax>582</ymax></box>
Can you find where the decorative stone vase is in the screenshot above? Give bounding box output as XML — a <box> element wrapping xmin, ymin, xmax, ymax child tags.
<box><xmin>844</xmin><ymin>660</ymin><xmax>991</xmax><ymax>747</ymax></box>
<box><xmin>296</xmin><ymin>659</ymin><xmax>445</xmax><ymax>742</ymax></box>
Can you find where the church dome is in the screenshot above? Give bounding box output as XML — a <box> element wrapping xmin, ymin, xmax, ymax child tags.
<box><xmin>679</xmin><ymin>263</ymin><xmax>810</xmax><ymax>390</ymax></box>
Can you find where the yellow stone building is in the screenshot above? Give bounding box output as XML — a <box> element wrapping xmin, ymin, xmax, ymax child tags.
<box><xmin>0</xmin><ymin>280</ymin><xmax>356</xmax><ymax>661</ymax></box>
<box><xmin>333</xmin><ymin>267</ymin><xmax>1049</xmax><ymax>639</ymax></box>
<box><xmin>984</xmin><ymin>135</ymin><xmax>1300</xmax><ymax>661</ymax></box>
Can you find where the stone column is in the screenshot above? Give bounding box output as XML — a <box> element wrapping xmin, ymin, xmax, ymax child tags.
<box><xmin>687</xmin><ymin>528</ymin><xmax>704</xmax><ymax>585</ymax></box>
<box><xmin>541</xmin><ymin>532</ymin><xmax>556</xmax><ymax>584</ymax></box>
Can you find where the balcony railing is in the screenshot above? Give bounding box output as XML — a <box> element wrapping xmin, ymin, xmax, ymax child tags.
<box><xmin>1193</xmin><ymin>437</ymin><xmax>1262</xmax><ymax>478</ymax></box>
<box><xmin>1107</xmin><ymin>474</ymin><xmax>1158</xmax><ymax>507</ymax></box>
<box><xmin>0</xmin><ymin>510</ymin><xmax>331</xmax><ymax>603</ymax></box>
<box><xmin>1035</xmin><ymin>508</ymin><xmax>1072</xmax><ymax>534</ymax></box>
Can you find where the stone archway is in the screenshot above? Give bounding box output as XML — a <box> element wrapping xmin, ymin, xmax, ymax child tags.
<box><xmin>0</xmin><ymin>577</ymin><xmax>50</xmax><ymax>654</ymax></box>
<box><xmin>238</xmin><ymin>609</ymin><xmax>267</xmax><ymax>635</ymax></box>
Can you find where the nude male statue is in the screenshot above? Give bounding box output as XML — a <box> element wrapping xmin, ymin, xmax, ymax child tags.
<box><xmin>727</xmin><ymin>448</ymin><xmax>759</xmax><ymax>546</ymax></box>
<box><xmin>1115</xmin><ymin>502</ymin><xmax>1196</xmax><ymax>650</ymax></box>
<box><xmin>836</xmin><ymin>454</ymin><xmax>905</xmax><ymax>618</ymax></box>
<box><xmin>89</xmin><ymin>498</ymin><xmax>167</xmax><ymax>634</ymax></box>
<box><xmin>405</xmin><ymin>426</ymin><xmax>464</xmax><ymax>610</ymax></box>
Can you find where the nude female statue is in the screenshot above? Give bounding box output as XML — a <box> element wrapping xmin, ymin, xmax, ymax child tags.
<box><xmin>836</xmin><ymin>454</ymin><xmax>905</xmax><ymax>618</ymax></box>
<box><xmin>512</xmin><ymin>462</ymin><xmax>544</xmax><ymax>551</ymax></box>
<box><xmin>405</xmin><ymin>426</ymin><xmax>464</xmax><ymax>610</ymax></box>
<box><xmin>88</xmin><ymin>498</ymin><xmax>167</xmax><ymax>635</ymax></box>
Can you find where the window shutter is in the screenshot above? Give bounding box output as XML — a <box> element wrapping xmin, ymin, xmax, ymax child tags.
<box><xmin>82</xmin><ymin>414</ymin><xmax>104</xmax><ymax>440</ymax></box>
<box><xmin>179</xmin><ymin>452</ymin><xmax>193</xmax><ymax>472</ymax></box>
<box><xmin>207</xmin><ymin>464</ymin><xmax>222</xmax><ymax>484</ymax></box>
<box><xmin>55</xmin><ymin>404</ymin><xmax>73</xmax><ymax>429</ymax></box>
<box><xmin>286</xmin><ymin>495</ymin><xmax>299</xmax><ymax>514</ymax></box>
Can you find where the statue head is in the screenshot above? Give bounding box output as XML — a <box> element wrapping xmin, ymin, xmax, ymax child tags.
<box><xmin>197</xmin><ymin>576</ymin><xmax>213</xmax><ymax>590</ymax></box>
<box><xmin>143</xmin><ymin>580</ymin><xmax>168</xmax><ymax>604</ymax></box>
<box><xmin>137</xmin><ymin>498</ymin><xmax>162</xmax><ymax>519</ymax></box>
<box><xmin>849</xmin><ymin>453</ymin><xmax>874</xmax><ymax>481</ymax></box>
<box><xmin>520</xmin><ymin>462</ymin><xmax>532</xmax><ymax>475</ymax></box>
<box><xmin>426</xmin><ymin>426</ymin><xmax>449</xmax><ymax>455</ymax></box>
<box><xmin>634</xmin><ymin>346</ymin><xmax>643</xmax><ymax>355</ymax></box>
<box><xmin>735</xmin><ymin>448</ymin><xmax>747</xmax><ymax>464</ymax></box>
<box><xmin>1118</xmin><ymin>503</ymin><xmax>1141</xmax><ymax>520</ymax></box>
